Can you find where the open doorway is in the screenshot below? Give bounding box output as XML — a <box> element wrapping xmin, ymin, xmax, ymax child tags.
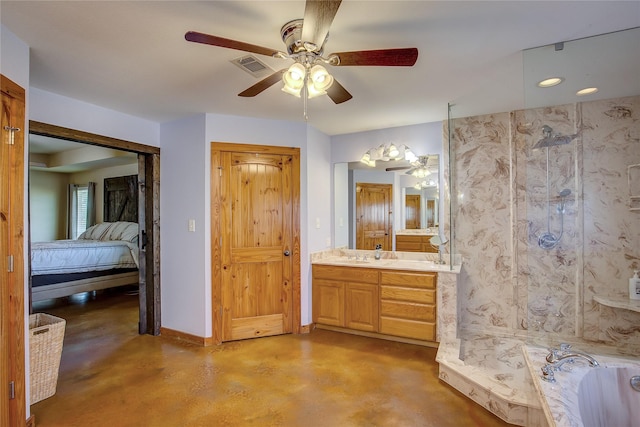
<box><xmin>28</xmin><ymin>121</ymin><xmax>160</xmax><ymax>335</ymax></box>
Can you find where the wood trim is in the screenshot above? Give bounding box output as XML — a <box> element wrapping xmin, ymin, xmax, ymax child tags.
<box><xmin>209</xmin><ymin>142</ymin><xmax>299</xmax><ymax>156</ymax></box>
<box><xmin>160</xmin><ymin>327</ymin><xmax>214</xmax><ymax>347</ymax></box>
<box><xmin>300</xmin><ymin>324</ymin><xmax>311</xmax><ymax>334</ymax></box>
<box><xmin>314</xmin><ymin>324</ymin><xmax>440</xmax><ymax>349</ymax></box>
<box><xmin>26</xmin><ymin>415</ymin><xmax>35</xmax><ymax>427</ymax></box>
<box><xmin>28</xmin><ymin>120</ymin><xmax>160</xmax><ymax>155</ymax></box>
<box><xmin>1</xmin><ymin>74</ymin><xmax>26</xmax><ymax>426</ymax></box>
<box><xmin>210</xmin><ymin>142</ymin><xmax>301</xmax><ymax>344</ymax></box>
<box><xmin>290</xmin><ymin>149</ymin><xmax>302</xmax><ymax>334</ymax></box>
<box><xmin>210</xmin><ymin>149</ymin><xmax>223</xmax><ymax>344</ymax></box>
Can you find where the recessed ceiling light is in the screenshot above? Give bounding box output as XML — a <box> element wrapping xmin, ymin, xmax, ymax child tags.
<box><xmin>537</xmin><ymin>77</ymin><xmax>564</xmax><ymax>88</ymax></box>
<box><xmin>576</xmin><ymin>87</ymin><xmax>599</xmax><ymax>96</ymax></box>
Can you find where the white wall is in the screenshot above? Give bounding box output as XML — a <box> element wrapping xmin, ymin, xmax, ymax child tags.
<box><xmin>333</xmin><ymin>162</ymin><xmax>349</xmax><ymax>248</ymax></box>
<box><xmin>1</xmin><ymin>25</ymin><xmax>30</xmax><ymax>89</ymax></box>
<box><xmin>159</xmin><ymin>113</ymin><xmax>209</xmax><ymax>337</ymax></box>
<box><xmin>29</xmin><ymin>88</ymin><xmax>160</xmax><ymax>148</ymax></box>
<box><xmin>304</xmin><ymin>125</ymin><xmax>332</xmax><ymax>322</ymax></box>
<box><xmin>331</xmin><ymin>122</ymin><xmax>442</xmax><ymax>164</ymax></box>
<box><xmin>29</xmin><ymin>170</ymin><xmax>69</xmax><ymax>241</ymax></box>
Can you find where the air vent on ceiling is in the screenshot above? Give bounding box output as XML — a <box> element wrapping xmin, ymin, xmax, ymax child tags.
<box><xmin>231</xmin><ymin>55</ymin><xmax>273</xmax><ymax>79</ymax></box>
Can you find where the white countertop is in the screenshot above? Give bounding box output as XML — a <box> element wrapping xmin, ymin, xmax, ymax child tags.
<box><xmin>311</xmin><ymin>249</ymin><xmax>461</xmax><ymax>273</ymax></box>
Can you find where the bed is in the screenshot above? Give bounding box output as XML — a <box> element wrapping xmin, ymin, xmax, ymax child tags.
<box><xmin>31</xmin><ymin>221</ymin><xmax>140</xmax><ymax>302</ymax></box>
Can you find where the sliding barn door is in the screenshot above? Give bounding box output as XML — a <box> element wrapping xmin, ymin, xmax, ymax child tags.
<box><xmin>218</xmin><ymin>150</ymin><xmax>296</xmax><ymax>342</ymax></box>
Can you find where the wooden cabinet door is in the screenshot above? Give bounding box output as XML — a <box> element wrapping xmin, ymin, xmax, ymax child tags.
<box><xmin>312</xmin><ymin>279</ymin><xmax>345</xmax><ymax>327</ymax></box>
<box><xmin>220</xmin><ymin>151</ymin><xmax>294</xmax><ymax>341</ymax></box>
<box><xmin>345</xmin><ymin>282</ymin><xmax>379</xmax><ymax>332</ymax></box>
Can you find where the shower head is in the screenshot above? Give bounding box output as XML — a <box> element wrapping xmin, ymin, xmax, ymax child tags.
<box><xmin>533</xmin><ymin>125</ymin><xmax>579</xmax><ymax>149</ymax></box>
<box><xmin>558</xmin><ymin>189</ymin><xmax>571</xmax><ymax>213</ymax></box>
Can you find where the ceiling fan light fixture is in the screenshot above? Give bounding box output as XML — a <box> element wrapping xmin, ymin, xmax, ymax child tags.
<box><xmin>307</xmin><ymin>65</ymin><xmax>334</xmax><ymax>98</ymax></box>
<box><xmin>282</xmin><ymin>63</ymin><xmax>306</xmax><ymax>97</ymax></box>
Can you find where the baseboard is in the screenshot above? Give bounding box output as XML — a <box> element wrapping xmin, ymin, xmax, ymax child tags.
<box><xmin>300</xmin><ymin>324</ymin><xmax>312</xmax><ymax>334</ymax></box>
<box><xmin>315</xmin><ymin>324</ymin><xmax>440</xmax><ymax>348</ymax></box>
<box><xmin>160</xmin><ymin>327</ymin><xmax>214</xmax><ymax>346</ymax></box>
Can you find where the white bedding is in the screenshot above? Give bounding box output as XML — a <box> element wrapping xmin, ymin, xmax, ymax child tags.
<box><xmin>31</xmin><ymin>239</ymin><xmax>139</xmax><ymax>276</ymax></box>
<box><xmin>31</xmin><ymin>222</ymin><xmax>140</xmax><ymax>276</ymax></box>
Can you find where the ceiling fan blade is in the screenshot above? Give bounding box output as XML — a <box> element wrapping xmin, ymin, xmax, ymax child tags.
<box><xmin>238</xmin><ymin>69</ymin><xmax>287</xmax><ymax>97</ymax></box>
<box><xmin>331</xmin><ymin>48</ymin><xmax>419</xmax><ymax>66</ymax></box>
<box><xmin>185</xmin><ymin>31</ymin><xmax>282</xmax><ymax>57</ymax></box>
<box><xmin>301</xmin><ymin>0</ymin><xmax>342</xmax><ymax>51</ymax></box>
<box><xmin>386</xmin><ymin>166</ymin><xmax>411</xmax><ymax>172</ymax></box>
<box><xmin>326</xmin><ymin>78</ymin><xmax>352</xmax><ymax>104</ymax></box>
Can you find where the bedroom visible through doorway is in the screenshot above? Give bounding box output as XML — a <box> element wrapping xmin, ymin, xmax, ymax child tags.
<box><xmin>28</xmin><ymin>121</ymin><xmax>160</xmax><ymax>335</ymax></box>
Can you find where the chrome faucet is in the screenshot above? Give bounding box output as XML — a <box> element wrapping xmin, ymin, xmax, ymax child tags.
<box><xmin>541</xmin><ymin>343</ymin><xmax>599</xmax><ymax>383</ymax></box>
<box><xmin>545</xmin><ymin>343</ymin><xmax>599</xmax><ymax>367</ymax></box>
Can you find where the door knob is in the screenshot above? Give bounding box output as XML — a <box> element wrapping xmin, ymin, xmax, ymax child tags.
<box><xmin>284</xmin><ymin>250</ymin><xmax>290</xmax><ymax>256</ymax></box>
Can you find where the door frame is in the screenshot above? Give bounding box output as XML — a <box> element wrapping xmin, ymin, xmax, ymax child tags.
<box><xmin>210</xmin><ymin>142</ymin><xmax>301</xmax><ymax>345</ymax></box>
<box><xmin>28</xmin><ymin>121</ymin><xmax>161</xmax><ymax>335</ymax></box>
<box><xmin>2</xmin><ymin>74</ymin><xmax>27</xmax><ymax>427</ymax></box>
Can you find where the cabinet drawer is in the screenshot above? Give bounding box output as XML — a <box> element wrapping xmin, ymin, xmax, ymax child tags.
<box><xmin>396</xmin><ymin>241</ymin><xmax>422</xmax><ymax>251</ymax></box>
<box><xmin>313</xmin><ymin>265</ymin><xmax>378</xmax><ymax>283</ymax></box>
<box><xmin>380</xmin><ymin>301</ymin><xmax>435</xmax><ymax>321</ymax></box>
<box><xmin>380</xmin><ymin>317</ymin><xmax>436</xmax><ymax>341</ymax></box>
<box><xmin>380</xmin><ymin>286</ymin><xmax>435</xmax><ymax>304</ymax></box>
<box><xmin>380</xmin><ymin>271</ymin><xmax>436</xmax><ymax>289</ymax></box>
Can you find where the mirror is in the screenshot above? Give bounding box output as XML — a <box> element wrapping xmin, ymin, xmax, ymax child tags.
<box><xmin>333</xmin><ymin>154</ymin><xmax>441</xmax><ymax>250</ymax></box>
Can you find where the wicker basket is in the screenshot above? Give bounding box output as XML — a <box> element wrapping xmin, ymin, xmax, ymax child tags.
<box><xmin>29</xmin><ymin>313</ymin><xmax>66</xmax><ymax>404</ymax></box>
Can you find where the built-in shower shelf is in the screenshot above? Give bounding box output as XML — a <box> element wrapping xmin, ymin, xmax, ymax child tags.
<box><xmin>594</xmin><ymin>296</ymin><xmax>640</xmax><ymax>313</ymax></box>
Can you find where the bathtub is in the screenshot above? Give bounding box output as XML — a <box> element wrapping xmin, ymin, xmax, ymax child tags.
<box><xmin>578</xmin><ymin>367</ymin><xmax>640</xmax><ymax>427</ymax></box>
<box><xmin>524</xmin><ymin>346</ymin><xmax>640</xmax><ymax>427</ymax></box>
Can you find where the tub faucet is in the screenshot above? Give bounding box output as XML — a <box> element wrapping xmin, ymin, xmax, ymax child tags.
<box><xmin>546</xmin><ymin>343</ymin><xmax>599</xmax><ymax>367</ymax></box>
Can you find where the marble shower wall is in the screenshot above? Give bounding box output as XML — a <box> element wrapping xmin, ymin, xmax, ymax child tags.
<box><xmin>451</xmin><ymin>95</ymin><xmax>640</xmax><ymax>352</ymax></box>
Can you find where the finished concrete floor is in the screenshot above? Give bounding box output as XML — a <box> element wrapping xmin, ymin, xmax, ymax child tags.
<box><xmin>30</xmin><ymin>288</ymin><xmax>512</xmax><ymax>427</ymax></box>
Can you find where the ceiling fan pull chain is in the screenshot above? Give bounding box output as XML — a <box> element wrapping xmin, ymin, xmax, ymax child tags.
<box><xmin>303</xmin><ymin>75</ymin><xmax>309</xmax><ymax>121</ymax></box>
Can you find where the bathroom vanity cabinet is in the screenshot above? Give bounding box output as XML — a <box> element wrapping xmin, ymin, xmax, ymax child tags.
<box><xmin>395</xmin><ymin>234</ymin><xmax>438</xmax><ymax>253</ymax></box>
<box><xmin>312</xmin><ymin>265</ymin><xmax>379</xmax><ymax>332</ymax></box>
<box><xmin>312</xmin><ymin>264</ymin><xmax>437</xmax><ymax>344</ymax></box>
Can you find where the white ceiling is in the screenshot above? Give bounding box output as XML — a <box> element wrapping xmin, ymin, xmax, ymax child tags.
<box><xmin>2</xmin><ymin>1</ymin><xmax>639</xmax><ymax>136</ymax></box>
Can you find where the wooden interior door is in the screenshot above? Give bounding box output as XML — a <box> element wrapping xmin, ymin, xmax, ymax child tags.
<box><xmin>405</xmin><ymin>194</ymin><xmax>421</xmax><ymax>229</ymax></box>
<box><xmin>356</xmin><ymin>183</ymin><xmax>392</xmax><ymax>250</ymax></box>
<box><xmin>1</xmin><ymin>75</ymin><xmax>26</xmax><ymax>426</ymax></box>
<box><xmin>219</xmin><ymin>150</ymin><xmax>295</xmax><ymax>341</ymax></box>
<box><xmin>426</xmin><ymin>199</ymin><xmax>436</xmax><ymax>227</ymax></box>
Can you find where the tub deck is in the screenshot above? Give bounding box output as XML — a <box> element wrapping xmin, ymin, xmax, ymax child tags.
<box><xmin>436</xmin><ymin>335</ymin><xmax>547</xmax><ymax>426</ymax></box>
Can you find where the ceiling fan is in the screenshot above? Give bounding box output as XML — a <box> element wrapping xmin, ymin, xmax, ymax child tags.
<box><xmin>185</xmin><ymin>0</ymin><xmax>418</xmax><ymax>104</ymax></box>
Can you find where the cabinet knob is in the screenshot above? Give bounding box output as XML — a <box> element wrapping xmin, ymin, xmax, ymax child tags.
<box><xmin>284</xmin><ymin>250</ymin><xmax>290</xmax><ymax>256</ymax></box>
